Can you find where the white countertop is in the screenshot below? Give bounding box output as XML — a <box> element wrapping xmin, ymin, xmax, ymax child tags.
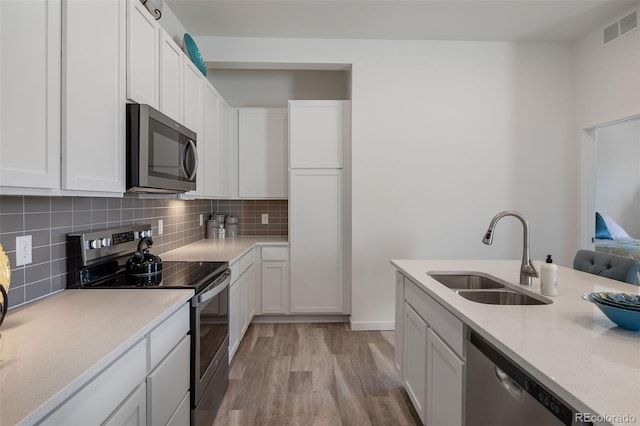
<box><xmin>0</xmin><ymin>289</ymin><xmax>193</xmax><ymax>426</ymax></box>
<box><xmin>391</xmin><ymin>259</ymin><xmax>640</xmax><ymax>425</ymax></box>
<box><xmin>160</xmin><ymin>236</ymin><xmax>288</xmax><ymax>263</ymax></box>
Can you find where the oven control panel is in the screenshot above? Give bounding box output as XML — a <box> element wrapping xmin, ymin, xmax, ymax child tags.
<box><xmin>68</xmin><ymin>225</ymin><xmax>153</xmax><ymax>266</ymax></box>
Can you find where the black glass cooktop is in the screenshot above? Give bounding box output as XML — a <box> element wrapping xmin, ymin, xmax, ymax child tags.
<box><xmin>75</xmin><ymin>261</ymin><xmax>228</xmax><ymax>293</ymax></box>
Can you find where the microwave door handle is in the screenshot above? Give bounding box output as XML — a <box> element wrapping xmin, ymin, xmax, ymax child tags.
<box><xmin>183</xmin><ymin>140</ymin><xmax>198</xmax><ymax>182</ymax></box>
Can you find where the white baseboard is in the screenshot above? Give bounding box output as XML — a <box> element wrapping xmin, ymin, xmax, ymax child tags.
<box><xmin>252</xmin><ymin>314</ymin><xmax>349</xmax><ymax>324</ymax></box>
<box><xmin>349</xmin><ymin>319</ymin><xmax>395</xmax><ymax>331</ymax></box>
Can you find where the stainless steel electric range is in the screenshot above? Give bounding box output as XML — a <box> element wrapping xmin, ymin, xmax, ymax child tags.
<box><xmin>67</xmin><ymin>224</ymin><xmax>229</xmax><ymax>426</ymax></box>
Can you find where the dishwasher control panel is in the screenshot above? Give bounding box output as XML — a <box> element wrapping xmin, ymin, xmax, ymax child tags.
<box><xmin>524</xmin><ymin>378</ymin><xmax>574</xmax><ymax>425</ymax></box>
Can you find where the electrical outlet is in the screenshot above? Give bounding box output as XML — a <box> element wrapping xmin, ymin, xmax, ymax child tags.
<box><xmin>158</xmin><ymin>220</ymin><xmax>164</xmax><ymax>235</ymax></box>
<box><xmin>16</xmin><ymin>235</ymin><xmax>32</xmax><ymax>266</ymax></box>
<box><xmin>199</xmin><ymin>214</ymin><xmax>203</xmax><ymax>226</ymax></box>
<box><xmin>261</xmin><ymin>214</ymin><xmax>269</xmax><ymax>225</ymax></box>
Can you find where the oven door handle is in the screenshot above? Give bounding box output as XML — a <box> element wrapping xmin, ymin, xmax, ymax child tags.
<box><xmin>198</xmin><ymin>269</ymin><xmax>231</xmax><ymax>304</ymax></box>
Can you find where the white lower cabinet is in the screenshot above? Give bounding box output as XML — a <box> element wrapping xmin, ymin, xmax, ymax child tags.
<box><xmin>103</xmin><ymin>383</ymin><xmax>147</xmax><ymax>426</ymax></box>
<box><xmin>147</xmin><ymin>335</ymin><xmax>190</xmax><ymax>426</ymax></box>
<box><xmin>427</xmin><ymin>329</ymin><xmax>464</xmax><ymax>426</ymax></box>
<box><xmin>261</xmin><ymin>246</ymin><xmax>289</xmax><ymax>314</ymax></box>
<box><xmin>395</xmin><ymin>271</ymin><xmax>404</xmax><ymax>376</ymax></box>
<box><xmin>229</xmin><ymin>277</ymin><xmax>241</xmax><ymax>360</ymax></box>
<box><xmin>39</xmin><ymin>303</ymin><xmax>190</xmax><ymax>426</ymax></box>
<box><xmin>403</xmin><ymin>303</ymin><xmax>428</xmax><ymax>422</ymax></box>
<box><xmin>229</xmin><ymin>248</ymin><xmax>257</xmax><ymax>361</ymax></box>
<box><xmin>397</xmin><ymin>274</ymin><xmax>466</xmax><ymax>426</ymax></box>
<box><xmin>41</xmin><ymin>339</ymin><xmax>147</xmax><ymax>426</ymax></box>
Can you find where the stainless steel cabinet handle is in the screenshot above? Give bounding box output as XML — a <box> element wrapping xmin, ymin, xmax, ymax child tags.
<box><xmin>495</xmin><ymin>366</ymin><xmax>524</xmax><ymax>401</ymax></box>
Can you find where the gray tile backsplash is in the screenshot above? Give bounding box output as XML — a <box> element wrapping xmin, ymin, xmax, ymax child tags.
<box><xmin>0</xmin><ymin>196</ymin><xmax>288</xmax><ymax>309</ymax></box>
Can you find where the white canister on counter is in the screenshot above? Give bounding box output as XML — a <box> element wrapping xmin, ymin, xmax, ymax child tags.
<box><xmin>540</xmin><ymin>254</ymin><xmax>558</xmax><ymax>296</ymax></box>
<box><xmin>218</xmin><ymin>224</ymin><xmax>226</xmax><ymax>239</ymax></box>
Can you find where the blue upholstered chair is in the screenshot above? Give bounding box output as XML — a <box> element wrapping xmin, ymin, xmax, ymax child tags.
<box><xmin>573</xmin><ymin>249</ymin><xmax>640</xmax><ymax>285</ymax></box>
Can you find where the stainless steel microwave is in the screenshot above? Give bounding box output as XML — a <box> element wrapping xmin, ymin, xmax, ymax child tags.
<box><xmin>126</xmin><ymin>104</ymin><xmax>198</xmax><ymax>193</ymax></box>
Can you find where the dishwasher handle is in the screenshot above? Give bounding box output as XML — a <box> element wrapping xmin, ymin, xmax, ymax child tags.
<box><xmin>495</xmin><ymin>366</ymin><xmax>524</xmax><ymax>401</ymax></box>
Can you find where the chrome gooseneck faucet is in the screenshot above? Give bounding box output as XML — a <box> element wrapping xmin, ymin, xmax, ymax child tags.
<box><xmin>482</xmin><ymin>210</ymin><xmax>538</xmax><ymax>286</ymax></box>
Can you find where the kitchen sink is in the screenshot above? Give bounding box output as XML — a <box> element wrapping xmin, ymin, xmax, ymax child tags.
<box><xmin>457</xmin><ymin>290</ymin><xmax>548</xmax><ymax>305</ymax></box>
<box><xmin>428</xmin><ymin>273</ymin><xmax>506</xmax><ymax>290</ymax></box>
<box><xmin>427</xmin><ymin>271</ymin><xmax>551</xmax><ymax>305</ymax></box>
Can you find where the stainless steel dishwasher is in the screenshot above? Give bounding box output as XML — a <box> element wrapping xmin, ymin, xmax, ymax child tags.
<box><xmin>466</xmin><ymin>331</ymin><xmax>590</xmax><ymax>426</ymax></box>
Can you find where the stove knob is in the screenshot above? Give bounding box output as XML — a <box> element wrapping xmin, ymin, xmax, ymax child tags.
<box><xmin>89</xmin><ymin>239</ymin><xmax>101</xmax><ymax>249</ymax></box>
<box><xmin>140</xmin><ymin>230</ymin><xmax>153</xmax><ymax>238</ymax></box>
<box><xmin>101</xmin><ymin>238</ymin><xmax>111</xmax><ymax>247</ymax></box>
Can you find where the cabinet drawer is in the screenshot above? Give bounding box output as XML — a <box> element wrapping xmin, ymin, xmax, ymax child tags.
<box><xmin>41</xmin><ymin>339</ymin><xmax>146</xmax><ymax>425</ymax></box>
<box><xmin>404</xmin><ymin>280</ymin><xmax>464</xmax><ymax>358</ymax></box>
<box><xmin>262</xmin><ymin>246</ymin><xmax>288</xmax><ymax>261</ymax></box>
<box><xmin>148</xmin><ymin>303</ymin><xmax>190</xmax><ymax>370</ymax></box>
<box><xmin>147</xmin><ymin>335</ymin><xmax>191</xmax><ymax>426</ymax></box>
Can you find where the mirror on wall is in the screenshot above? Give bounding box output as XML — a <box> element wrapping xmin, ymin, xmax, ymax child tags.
<box><xmin>584</xmin><ymin>115</ymin><xmax>640</xmax><ymax>261</ymax></box>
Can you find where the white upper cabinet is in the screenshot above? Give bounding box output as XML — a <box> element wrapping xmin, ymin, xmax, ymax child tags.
<box><xmin>202</xmin><ymin>82</ymin><xmax>220</xmax><ymax>198</ymax></box>
<box><xmin>218</xmin><ymin>101</ymin><xmax>234</xmax><ymax>199</ymax></box>
<box><xmin>289</xmin><ymin>100</ymin><xmax>349</xmax><ymax>169</ymax></box>
<box><xmin>0</xmin><ymin>0</ymin><xmax>61</xmax><ymax>190</ymax></box>
<box><xmin>159</xmin><ymin>31</ymin><xmax>183</xmax><ymax>122</ymax></box>
<box><xmin>62</xmin><ymin>0</ymin><xmax>126</xmax><ymax>193</ymax></box>
<box><xmin>238</xmin><ymin>108</ymin><xmax>288</xmax><ymax>199</ymax></box>
<box><xmin>126</xmin><ymin>0</ymin><xmax>159</xmax><ymax>108</ymax></box>
<box><xmin>182</xmin><ymin>59</ymin><xmax>203</xmax><ymax>197</ymax></box>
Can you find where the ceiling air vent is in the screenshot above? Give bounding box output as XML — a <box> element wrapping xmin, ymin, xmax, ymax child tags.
<box><xmin>603</xmin><ymin>9</ymin><xmax>638</xmax><ymax>46</ymax></box>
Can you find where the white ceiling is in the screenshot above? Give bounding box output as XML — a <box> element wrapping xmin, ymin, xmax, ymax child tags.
<box><xmin>166</xmin><ymin>0</ymin><xmax>638</xmax><ymax>43</ymax></box>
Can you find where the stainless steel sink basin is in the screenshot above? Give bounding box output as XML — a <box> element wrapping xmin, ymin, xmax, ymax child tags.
<box><xmin>428</xmin><ymin>273</ymin><xmax>506</xmax><ymax>290</ymax></box>
<box><xmin>427</xmin><ymin>271</ymin><xmax>552</xmax><ymax>305</ymax></box>
<box><xmin>456</xmin><ymin>290</ymin><xmax>548</xmax><ymax>305</ymax></box>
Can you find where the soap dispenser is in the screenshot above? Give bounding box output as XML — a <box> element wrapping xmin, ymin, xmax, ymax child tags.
<box><xmin>540</xmin><ymin>254</ymin><xmax>558</xmax><ymax>296</ymax></box>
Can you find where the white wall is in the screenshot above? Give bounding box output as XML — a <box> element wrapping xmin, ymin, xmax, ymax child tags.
<box><xmin>157</xmin><ymin>1</ymin><xmax>187</xmax><ymax>46</ymax></box>
<box><xmin>207</xmin><ymin>69</ymin><xmax>350</xmax><ymax>107</ymax></box>
<box><xmin>595</xmin><ymin>119</ymin><xmax>640</xmax><ymax>237</ymax></box>
<box><xmin>196</xmin><ymin>36</ymin><xmax>575</xmax><ymax>329</ymax></box>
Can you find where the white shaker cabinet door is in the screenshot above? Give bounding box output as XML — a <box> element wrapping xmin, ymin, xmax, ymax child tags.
<box><xmin>403</xmin><ymin>303</ymin><xmax>428</xmax><ymax>424</ymax></box>
<box><xmin>182</xmin><ymin>59</ymin><xmax>203</xmax><ymax>197</ymax></box>
<box><xmin>126</xmin><ymin>0</ymin><xmax>159</xmax><ymax>108</ymax></box>
<box><xmin>427</xmin><ymin>328</ymin><xmax>464</xmax><ymax>426</ymax></box>
<box><xmin>395</xmin><ymin>272</ymin><xmax>405</xmax><ymax>376</ymax></box>
<box><xmin>217</xmin><ymin>101</ymin><xmax>234</xmax><ymax>198</ymax></box>
<box><xmin>261</xmin><ymin>260</ymin><xmax>289</xmax><ymax>314</ymax></box>
<box><xmin>103</xmin><ymin>383</ymin><xmax>146</xmax><ymax>426</ymax></box>
<box><xmin>159</xmin><ymin>30</ymin><xmax>183</xmax><ymax>122</ymax></box>
<box><xmin>289</xmin><ymin>169</ymin><xmax>343</xmax><ymax>313</ymax></box>
<box><xmin>238</xmin><ymin>108</ymin><xmax>288</xmax><ymax>198</ymax></box>
<box><xmin>62</xmin><ymin>0</ymin><xmax>126</xmax><ymax>192</ymax></box>
<box><xmin>229</xmin><ymin>278</ymin><xmax>241</xmax><ymax>361</ymax></box>
<box><xmin>202</xmin><ymin>82</ymin><xmax>220</xmax><ymax>197</ymax></box>
<box><xmin>289</xmin><ymin>100</ymin><xmax>349</xmax><ymax>169</ymax></box>
<box><xmin>0</xmin><ymin>0</ymin><xmax>61</xmax><ymax>189</ymax></box>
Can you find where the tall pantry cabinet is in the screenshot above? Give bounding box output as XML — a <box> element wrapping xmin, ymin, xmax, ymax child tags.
<box><xmin>288</xmin><ymin>101</ymin><xmax>351</xmax><ymax>314</ymax></box>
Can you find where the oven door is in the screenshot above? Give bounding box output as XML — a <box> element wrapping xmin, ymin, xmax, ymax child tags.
<box><xmin>193</xmin><ymin>269</ymin><xmax>230</xmax><ymax>406</ymax></box>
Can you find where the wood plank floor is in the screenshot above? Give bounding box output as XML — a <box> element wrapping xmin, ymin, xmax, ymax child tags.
<box><xmin>212</xmin><ymin>323</ymin><xmax>421</xmax><ymax>426</ymax></box>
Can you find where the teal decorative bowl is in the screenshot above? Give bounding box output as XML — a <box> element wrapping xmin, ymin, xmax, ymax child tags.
<box><xmin>183</xmin><ymin>33</ymin><xmax>206</xmax><ymax>77</ymax></box>
<box><xmin>583</xmin><ymin>293</ymin><xmax>640</xmax><ymax>331</ymax></box>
